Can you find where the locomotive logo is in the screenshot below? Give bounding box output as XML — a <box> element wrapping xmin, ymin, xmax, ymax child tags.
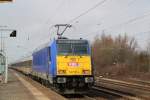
<box><xmin>68</xmin><ymin>62</ymin><xmax>79</xmax><ymax>67</ymax></box>
<box><xmin>68</xmin><ymin>58</ymin><xmax>79</xmax><ymax>67</ymax></box>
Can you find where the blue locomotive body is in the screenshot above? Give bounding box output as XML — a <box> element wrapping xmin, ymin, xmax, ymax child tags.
<box><xmin>32</xmin><ymin>47</ymin><xmax>50</xmax><ymax>74</ymax></box>
<box><xmin>32</xmin><ymin>40</ymin><xmax>57</xmax><ymax>76</ymax></box>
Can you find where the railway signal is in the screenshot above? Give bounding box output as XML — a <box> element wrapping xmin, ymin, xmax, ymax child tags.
<box><xmin>10</xmin><ymin>30</ymin><xmax>17</xmax><ymax>37</ymax></box>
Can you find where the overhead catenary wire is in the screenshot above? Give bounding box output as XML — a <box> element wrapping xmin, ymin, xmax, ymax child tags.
<box><xmin>28</xmin><ymin>0</ymin><xmax>65</xmax><ymax>40</ymax></box>
<box><xmin>67</xmin><ymin>0</ymin><xmax>108</xmax><ymax>24</ymax></box>
<box><xmin>34</xmin><ymin>0</ymin><xmax>108</xmax><ymax>40</ymax></box>
<box><xmin>20</xmin><ymin>1</ymin><xmax>65</xmax><ymax>60</ymax></box>
<box><xmin>107</xmin><ymin>10</ymin><xmax>150</xmax><ymax>30</ymax></box>
<box><xmin>28</xmin><ymin>0</ymin><xmax>150</xmax><ymax>43</ymax></box>
<box><xmin>30</xmin><ymin>0</ymin><xmax>109</xmax><ymax>41</ymax></box>
<box><xmin>45</xmin><ymin>0</ymin><xmax>65</xmax><ymax>24</ymax></box>
<box><xmin>65</xmin><ymin>0</ymin><xmax>140</xmax><ymax>38</ymax></box>
<box><xmin>41</xmin><ymin>0</ymin><xmax>108</xmax><ymax>39</ymax></box>
<box><xmin>81</xmin><ymin>9</ymin><xmax>150</xmax><ymax>38</ymax></box>
<box><xmin>121</xmin><ymin>11</ymin><xmax>150</xmax><ymax>26</ymax></box>
<box><xmin>85</xmin><ymin>0</ymin><xmax>150</xmax><ymax>37</ymax></box>
<box><xmin>127</xmin><ymin>0</ymin><xmax>137</xmax><ymax>6</ymax></box>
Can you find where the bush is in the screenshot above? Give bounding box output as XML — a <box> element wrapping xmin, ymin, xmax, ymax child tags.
<box><xmin>92</xmin><ymin>33</ymin><xmax>150</xmax><ymax>77</ymax></box>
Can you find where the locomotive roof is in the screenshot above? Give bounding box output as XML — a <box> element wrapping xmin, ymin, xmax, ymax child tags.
<box><xmin>56</xmin><ymin>39</ymin><xmax>88</xmax><ymax>44</ymax></box>
<box><xmin>33</xmin><ymin>38</ymin><xmax>89</xmax><ymax>54</ymax></box>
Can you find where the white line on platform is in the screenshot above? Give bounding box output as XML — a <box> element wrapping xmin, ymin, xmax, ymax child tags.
<box><xmin>14</xmin><ymin>73</ymin><xmax>51</xmax><ymax>100</ymax></box>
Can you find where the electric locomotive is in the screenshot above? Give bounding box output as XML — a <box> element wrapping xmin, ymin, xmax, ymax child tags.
<box><xmin>32</xmin><ymin>38</ymin><xmax>94</xmax><ymax>94</ymax></box>
<box><xmin>32</xmin><ymin>24</ymin><xmax>94</xmax><ymax>94</ymax></box>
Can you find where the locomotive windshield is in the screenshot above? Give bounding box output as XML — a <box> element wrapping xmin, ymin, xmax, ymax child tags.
<box><xmin>57</xmin><ymin>40</ymin><xmax>89</xmax><ymax>55</ymax></box>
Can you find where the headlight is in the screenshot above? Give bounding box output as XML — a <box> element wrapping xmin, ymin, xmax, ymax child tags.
<box><xmin>57</xmin><ymin>77</ymin><xmax>66</xmax><ymax>83</ymax></box>
<box><xmin>85</xmin><ymin>77</ymin><xmax>94</xmax><ymax>83</ymax></box>
<box><xmin>58</xmin><ymin>70</ymin><xmax>66</xmax><ymax>74</ymax></box>
<box><xmin>83</xmin><ymin>70</ymin><xmax>90</xmax><ymax>74</ymax></box>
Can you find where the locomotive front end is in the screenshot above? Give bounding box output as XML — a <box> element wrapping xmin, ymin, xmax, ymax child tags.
<box><xmin>56</xmin><ymin>39</ymin><xmax>94</xmax><ymax>94</ymax></box>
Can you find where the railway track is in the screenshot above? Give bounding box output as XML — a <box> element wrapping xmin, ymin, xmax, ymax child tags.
<box><xmin>128</xmin><ymin>78</ymin><xmax>150</xmax><ymax>86</ymax></box>
<box><xmin>66</xmin><ymin>85</ymin><xmax>140</xmax><ymax>100</ymax></box>
<box><xmin>95</xmin><ymin>77</ymin><xmax>150</xmax><ymax>99</ymax></box>
<box><xmin>92</xmin><ymin>85</ymin><xmax>139</xmax><ymax>100</ymax></box>
<box><xmin>14</xmin><ymin>68</ymin><xmax>134</xmax><ymax>100</ymax></box>
<box><xmin>12</xmin><ymin>68</ymin><xmax>150</xmax><ymax>100</ymax></box>
<box><xmin>13</xmin><ymin>69</ymin><xmax>102</xmax><ymax>100</ymax></box>
<box><xmin>64</xmin><ymin>94</ymin><xmax>97</xmax><ymax>100</ymax></box>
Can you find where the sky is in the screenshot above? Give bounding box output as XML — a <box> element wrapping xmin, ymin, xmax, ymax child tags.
<box><xmin>0</xmin><ymin>0</ymin><xmax>150</xmax><ymax>63</ymax></box>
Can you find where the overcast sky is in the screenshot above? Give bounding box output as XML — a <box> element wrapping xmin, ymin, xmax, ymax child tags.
<box><xmin>0</xmin><ymin>0</ymin><xmax>150</xmax><ymax>63</ymax></box>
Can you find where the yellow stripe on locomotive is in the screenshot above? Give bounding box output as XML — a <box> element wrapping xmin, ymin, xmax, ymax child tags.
<box><xmin>56</xmin><ymin>55</ymin><xmax>92</xmax><ymax>76</ymax></box>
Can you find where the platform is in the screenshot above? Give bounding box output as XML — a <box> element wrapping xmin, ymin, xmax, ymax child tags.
<box><xmin>0</xmin><ymin>70</ymin><xmax>36</xmax><ymax>100</ymax></box>
<box><xmin>0</xmin><ymin>70</ymin><xmax>51</xmax><ymax>100</ymax></box>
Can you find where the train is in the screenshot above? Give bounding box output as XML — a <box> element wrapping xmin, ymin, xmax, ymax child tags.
<box><xmin>12</xmin><ymin>37</ymin><xmax>94</xmax><ymax>94</ymax></box>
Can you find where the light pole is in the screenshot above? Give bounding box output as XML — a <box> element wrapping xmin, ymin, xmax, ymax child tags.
<box><xmin>0</xmin><ymin>28</ymin><xmax>16</xmax><ymax>83</ymax></box>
